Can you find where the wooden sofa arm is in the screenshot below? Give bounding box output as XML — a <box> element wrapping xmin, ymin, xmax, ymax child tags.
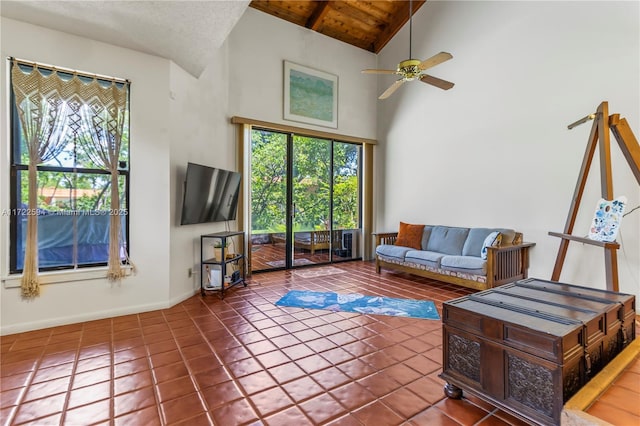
<box><xmin>374</xmin><ymin>232</ymin><xmax>398</xmax><ymax>246</ymax></box>
<box><xmin>486</xmin><ymin>241</ymin><xmax>536</xmax><ymax>287</ymax></box>
<box><xmin>487</xmin><ymin>241</ymin><xmax>536</xmax><ymax>253</ymax></box>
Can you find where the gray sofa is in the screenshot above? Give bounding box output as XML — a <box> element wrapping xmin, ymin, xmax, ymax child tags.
<box><xmin>375</xmin><ymin>225</ymin><xmax>535</xmax><ymax>291</ymax></box>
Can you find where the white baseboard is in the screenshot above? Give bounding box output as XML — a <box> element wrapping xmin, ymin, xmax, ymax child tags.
<box><xmin>1</xmin><ymin>290</ymin><xmax>197</xmax><ymax>335</ymax></box>
<box><xmin>169</xmin><ymin>288</ymin><xmax>200</xmax><ymax>307</ymax></box>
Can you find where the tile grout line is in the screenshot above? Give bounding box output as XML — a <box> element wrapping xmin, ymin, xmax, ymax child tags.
<box><xmin>5</xmin><ymin>330</ymin><xmax>51</xmax><ymax>426</ymax></box>
<box><xmin>57</xmin><ymin>322</ymin><xmax>84</xmax><ymax>425</ymax></box>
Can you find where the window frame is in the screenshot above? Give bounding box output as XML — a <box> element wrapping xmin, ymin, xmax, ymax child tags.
<box><xmin>8</xmin><ymin>62</ymin><xmax>131</xmax><ymax>275</ymax></box>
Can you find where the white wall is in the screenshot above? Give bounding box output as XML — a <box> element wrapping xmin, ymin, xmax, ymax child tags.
<box><xmin>0</xmin><ymin>18</ymin><xmax>172</xmax><ymax>334</ymax></box>
<box><xmin>166</xmin><ymin>8</ymin><xmax>379</xmax><ymax>300</ymax></box>
<box><xmin>376</xmin><ymin>1</ymin><xmax>640</xmax><ymax>297</ymax></box>
<box><xmin>228</xmin><ymin>8</ymin><xmax>378</xmax><ymax>140</ymax></box>
<box><xmin>0</xmin><ymin>8</ymin><xmax>379</xmax><ymax>334</ymax></box>
<box><xmin>168</xmin><ymin>44</ymin><xmax>237</xmax><ymax>302</ymax></box>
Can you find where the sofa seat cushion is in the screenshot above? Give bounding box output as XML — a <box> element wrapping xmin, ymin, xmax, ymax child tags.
<box><xmin>440</xmin><ymin>255</ymin><xmax>487</xmax><ymax>275</ymax></box>
<box><xmin>376</xmin><ymin>244</ymin><xmax>411</xmax><ymax>261</ymax></box>
<box><xmin>426</xmin><ymin>226</ymin><xmax>470</xmax><ymax>255</ymax></box>
<box><xmin>405</xmin><ymin>250</ymin><xmax>444</xmax><ymax>268</ymax></box>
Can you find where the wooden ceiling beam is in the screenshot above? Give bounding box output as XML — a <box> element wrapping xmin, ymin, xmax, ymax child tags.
<box><xmin>250</xmin><ymin>1</ymin><xmax>309</xmax><ymax>26</ymax></box>
<box><xmin>330</xmin><ymin>1</ymin><xmax>387</xmax><ymax>28</ymax></box>
<box><xmin>249</xmin><ymin>0</ymin><xmax>427</xmax><ymax>55</ymax></box>
<box><xmin>251</xmin><ymin>1</ymin><xmax>319</xmax><ymax>27</ymax></box>
<box><xmin>372</xmin><ymin>0</ymin><xmax>425</xmax><ymax>54</ymax></box>
<box><xmin>306</xmin><ymin>1</ymin><xmax>331</xmax><ymax>30</ymax></box>
<box><xmin>343</xmin><ymin>1</ymin><xmax>393</xmax><ymax>23</ymax></box>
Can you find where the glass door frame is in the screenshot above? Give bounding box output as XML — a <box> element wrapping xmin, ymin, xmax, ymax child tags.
<box><xmin>233</xmin><ymin>117</ymin><xmax>376</xmax><ymax>276</ymax></box>
<box><xmin>290</xmin><ymin>134</ymin><xmax>335</xmax><ymax>269</ymax></box>
<box><xmin>248</xmin><ymin>129</ymin><xmax>362</xmax><ymax>273</ymax></box>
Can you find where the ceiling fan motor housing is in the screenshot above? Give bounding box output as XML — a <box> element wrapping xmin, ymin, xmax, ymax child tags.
<box><xmin>398</xmin><ymin>59</ymin><xmax>423</xmax><ymax>80</ymax></box>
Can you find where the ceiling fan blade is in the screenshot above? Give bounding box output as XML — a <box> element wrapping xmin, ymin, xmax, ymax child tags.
<box><xmin>419</xmin><ymin>74</ymin><xmax>455</xmax><ymax>90</ymax></box>
<box><xmin>362</xmin><ymin>69</ymin><xmax>398</xmax><ymax>75</ymax></box>
<box><xmin>379</xmin><ymin>80</ymin><xmax>405</xmax><ymax>99</ymax></box>
<box><xmin>418</xmin><ymin>52</ymin><xmax>453</xmax><ymax>70</ymax></box>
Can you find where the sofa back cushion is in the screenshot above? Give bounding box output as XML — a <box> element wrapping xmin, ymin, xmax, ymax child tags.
<box><xmin>462</xmin><ymin>228</ymin><xmax>516</xmax><ymax>257</ymax></box>
<box><xmin>426</xmin><ymin>226</ymin><xmax>470</xmax><ymax>255</ymax></box>
<box><xmin>421</xmin><ymin>226</ymin><xmax>434</xmax><ymax>250</ymax></box>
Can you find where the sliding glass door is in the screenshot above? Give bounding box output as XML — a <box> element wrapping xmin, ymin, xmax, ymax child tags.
<box><xmin>332</xmin><ymin>142</ymin><xmax>362</xmax><ymax>260</ymax></box>
<box><xmin>249</xmin><ymin>130</ymin><xmax>288</xmax><ymax>271</ymax></box>
<box><xmin>292</xmin><ymin>136</ymin><xmax>331</xmax><ymax>267</ymax></box>
<box><xmin>249</xmin><ymin>128</ymin><xmax>362</xmax><ymax>273</ymax></box>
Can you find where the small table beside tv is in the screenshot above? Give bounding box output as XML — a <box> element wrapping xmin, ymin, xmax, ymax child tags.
<box><xmin>200</xmin><ymin>231</ymin><xmax>246</xmax><ymax>298</ymax></box>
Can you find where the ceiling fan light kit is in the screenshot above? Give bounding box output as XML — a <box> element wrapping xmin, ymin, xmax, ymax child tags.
<box><xmin>397</xmin><ymin>59</ymin><xmax>422</xmax><ymax>80</ymax></box>
<box><xmin>362</xmin><ymin>0</ymin><xmax>455</xmax><ymax>99</ymax></box>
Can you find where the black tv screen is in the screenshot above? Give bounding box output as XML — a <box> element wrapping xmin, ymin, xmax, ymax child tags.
<box><xmin>180</xmin><ymin>162</ymin><xmax>242</xmax><ymax>225</ymax></box>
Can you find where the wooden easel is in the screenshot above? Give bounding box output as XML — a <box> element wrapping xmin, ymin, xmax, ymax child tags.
<box><xmin>549</xmin><ymin>101</ymin><xmax>640</xmax><ymax>292</ymax></box>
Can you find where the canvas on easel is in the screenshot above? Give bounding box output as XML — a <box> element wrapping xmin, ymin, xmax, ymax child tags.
<box><xmin>587</xmin><ymin>196</ymin><xmax>627</xmax><ymax>242</ymax></box>
<box><xmin>549</xmin><ymin>101</ymin><xmax>640</xmax><ymax>291</ymax></box>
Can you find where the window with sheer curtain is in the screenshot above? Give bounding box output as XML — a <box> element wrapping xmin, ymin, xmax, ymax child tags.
<box><xmin>8</xmin><ymin>59</ymin><xmax>132</xmax><ymax>297</ymax></box>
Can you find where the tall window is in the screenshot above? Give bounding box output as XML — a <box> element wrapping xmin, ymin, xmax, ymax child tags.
<box><xmin>8</xmin><ymin>59</ymin><xmax>131</xmax><ymax>296</ymax></box>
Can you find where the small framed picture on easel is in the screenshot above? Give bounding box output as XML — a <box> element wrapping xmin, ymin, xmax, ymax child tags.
<box><xmin>587</xmin><ymin>196</ymin><xmax>627</xmax><ymax>242</ymax></box>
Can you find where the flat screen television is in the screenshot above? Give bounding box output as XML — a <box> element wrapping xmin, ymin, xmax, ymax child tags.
<box><xmin>180</xmin><ymin>162</ymin><xmax>242</xmax><ymax>225</ymax></box>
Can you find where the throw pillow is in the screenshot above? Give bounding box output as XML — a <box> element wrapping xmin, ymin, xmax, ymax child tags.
<box><xmin>480</xmin><ymin>231</ymin><xmax>502</xmax><ymax>260</ymax></box>
<box><xmin>395</xmin><ymin>222</ymin><xmax>425</xmax><ymax>249</ymax></box>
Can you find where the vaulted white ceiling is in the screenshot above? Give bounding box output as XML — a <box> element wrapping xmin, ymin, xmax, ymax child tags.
<box><xmin>0</xmin><ymin>0</ymin><xmax>251</xmax><ymax>77</ymax></box>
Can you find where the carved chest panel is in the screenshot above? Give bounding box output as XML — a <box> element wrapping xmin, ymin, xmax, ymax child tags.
<box><xmin>441</xmin><ymin>278</ymin><xmax>636</xmax><ymax>426</ymax></box>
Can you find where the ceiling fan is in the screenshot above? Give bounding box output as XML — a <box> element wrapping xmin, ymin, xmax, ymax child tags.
<box><xmin>362</xmin><ymin>0</ymin><xmax>454</xmax><ymax>99</ymax></box>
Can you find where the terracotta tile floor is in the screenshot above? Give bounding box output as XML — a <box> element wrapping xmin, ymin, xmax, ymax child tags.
<box><xmin>585</xmin><ymin>342</ymin><xmax>640</xmax><ymax>424</ymax></box>
<box><xmin>1</xmin><ymin>261</ymin><xmax>637</xmax><ymax>425</ymax></box>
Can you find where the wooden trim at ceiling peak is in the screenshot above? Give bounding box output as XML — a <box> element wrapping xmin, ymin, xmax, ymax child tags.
<box><xmin>306</xmin><ymin>1</ymin><xmax>331</xmax><ymax>30</ymax></box>
<box><xmin>230</xmin><ymin>116</ymin><xmax>377</xmax><ymax>145</ymax></box>
<box><xmin>373</xmin><ymin>0</ymin><xmax>425</xmax><ymax>54</ymax></box>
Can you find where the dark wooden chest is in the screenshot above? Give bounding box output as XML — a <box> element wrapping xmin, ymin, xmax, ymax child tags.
<box><xmin>440</xmin><ymin>278</ymin><xmax>636</xmax><ymax>426</ymax></box>
<box><xmin>516</xmin><ymin>278</ymin><xmax>636</xmax><ymax>364</ymax></box>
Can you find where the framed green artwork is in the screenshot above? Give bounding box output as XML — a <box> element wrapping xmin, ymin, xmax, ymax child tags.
<box><xmin>284</xmin><ymin>61</ymin><xmax>338</xmax><ymax>128</ymax></box>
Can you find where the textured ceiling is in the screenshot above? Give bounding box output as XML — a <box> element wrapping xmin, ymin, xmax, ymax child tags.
<box><xmin>0</xmin><ymin>0</ymin><xmax>251</xmax><ymax>78</ymax></box>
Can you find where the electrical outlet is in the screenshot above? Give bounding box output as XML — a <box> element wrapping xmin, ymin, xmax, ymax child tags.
<box><xmin>188</xmin><ymin>268</ymin><xmax>192</xmax><ymax>278</ymax></box>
